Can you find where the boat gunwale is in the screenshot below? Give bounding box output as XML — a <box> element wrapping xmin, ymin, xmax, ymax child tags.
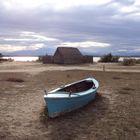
<box><xmin>44</xmin><ymin>77</ymin><xmax>99</xmax><ymax>99</ymax></box>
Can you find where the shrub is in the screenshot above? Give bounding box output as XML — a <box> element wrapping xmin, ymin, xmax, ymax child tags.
<box><xmin>99</xmin><ymin>53</ymin><xmax>119</xmax><ymax>63</ymax></box>
<box><xmin>122</xmin><ymin>58</ymin><xmax>136</xmax><ymax>66</ymax></box>
<box><xmin>37</xmin><ymin>56</ymin><xmax>43</xmax><ymax>62</ymax></box>
<box><xmin>6</xmin><ymin>78</ymin><xmax>24</xmax><ymax>83</ymax></box>
<box><xmin>0</xmin><ymin>53</ymin><xmax>3</xmax><ymax>58</ymax></box>
<box><xmin>136</xmin><ymin>59</ymin><xmax>140</xmax><ymax>64</ymax></box>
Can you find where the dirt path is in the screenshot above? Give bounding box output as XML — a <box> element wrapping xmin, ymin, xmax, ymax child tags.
<box><xmin>0</xmin><ymin>62</ymin><xmax>140</xmax><ymax>75</ymax></box>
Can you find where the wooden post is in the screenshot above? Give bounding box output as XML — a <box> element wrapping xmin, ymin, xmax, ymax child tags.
<box><xmin>103</xmin><ymin>65</ymin><xmax>105</xmax><ymax>72</ymax></box>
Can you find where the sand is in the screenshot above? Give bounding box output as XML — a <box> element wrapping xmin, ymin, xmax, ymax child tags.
<box><xmin>0</xmin><ymin>62</ymin><xmax>140</xmax><ymax>140</ymax></box>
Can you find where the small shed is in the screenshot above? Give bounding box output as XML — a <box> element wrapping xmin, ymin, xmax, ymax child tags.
<box><xmin>83</xmin><ymin>55</ymin><xmax>93</xmax><ymax>63</ymax></box>
<box><xmin>53</xmin><ymin>47</ymin><xmax>83</xmax><ymax>64</ymax></box>
<box><xmin>42</xmin><ymin>55</ymin><xmax>53</xmax><ymax>64</ymax></box>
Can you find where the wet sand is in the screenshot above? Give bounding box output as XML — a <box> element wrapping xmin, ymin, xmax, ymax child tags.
<box><xmin>0</xmin><ymin>62</ymin><xmax>140</xmax><ymax>140</ymax></box>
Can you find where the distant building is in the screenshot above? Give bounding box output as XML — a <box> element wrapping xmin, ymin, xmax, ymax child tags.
<box><xmin>42</xmin><ymin>47</ymin><xmax>93</xmax><ymax>64</ymax></box>
<box><xmin>53</xmin><ymin>47</ymin><xmax>83</xmax><ymax>64</ymax></box>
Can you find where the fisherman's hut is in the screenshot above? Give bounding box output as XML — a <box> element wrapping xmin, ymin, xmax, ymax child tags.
<box><xmin>53</xmin><ymin>47</ymin><xmax>83</xmax><ymax>64</ymax></box>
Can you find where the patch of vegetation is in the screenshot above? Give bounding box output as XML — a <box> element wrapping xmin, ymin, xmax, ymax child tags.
<box><xmin>66</xmin><ymin>74</ymin><xmax>70</xmax><ymax>78</ymax></box>
<box><xmin>122</xmin><ymin>58</ymin><xmax>136</xmax><ymax>66</ymax></box>
<box><xmin>99</xmin><ymin>53</ymin><xmax>119</xmax><ymax>63</ymax></box>
<box><xmin>136</xmin><ymin>59</ymin><xmax>140</xmax><ymax>64</ymax></box>
<box><xmin>37</xmin><ymin>56</ymin><xmax>43</xmax><ymax>62</ymax></box>
<box><xmin>117</xmin><ymin>87</ymin><xmax>134</xmax><ymax>95</ymax></box>
<box><xmin>0</xmin><ymin>53</ymin><xmax>3</xmax><ymax>58</ymax></box>
<box><xmin>118</xmin><ymin>90</ymin><xmax>131</xmax><ymax>95</ymax></box>
<box><xmin>122</xmin><ymin>87</ymin><xmax>134</xmax><ymax>91</ymax></box>
<box><xmin>6</xmin><ymin>78</ymin><xmax>24</xmax><ymax>83</ymax></box>
<box><xmin>112</xmin><ymin>77</ymin><xmax>121</xmax><ymax>80</ymax></box>
<box><xmin>0</xmin><ymin>53</ymin><xmax>3</xmax><ymax>63</ymax></box>
<box><xmin>40</xmin><ymin>106</ymin><xmax>49</xmax><ymax>124</ymax></box>
<box><xmin>0</xmin><ymin>53</ymin><xmax>13</xmax><ymax>62</ymax></box>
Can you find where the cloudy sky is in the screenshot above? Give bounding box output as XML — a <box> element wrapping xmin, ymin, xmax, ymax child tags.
<box><xmin>0</xmin><ymin>0</ymin><xmax>140</xmax><ymax>56</ymax></box>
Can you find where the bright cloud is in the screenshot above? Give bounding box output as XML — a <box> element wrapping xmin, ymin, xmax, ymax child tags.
<box><xmin>0</xmin><ymin>43</ymin><xmax>45</xmax><ymax>52</ymax></box>
<box><xmin>120</xmin><ymin>6</ymin><xmax>138</xmax><ymax>13</ymax></box>
<box><xmin>0</xmin><ymin>45</ymin><xmax>27</xmax><ymax>52</ymax></box>
<box><xmin>45</xmin><ymin>0</ymin><xmax>112</xmax><ymax>10</ymax></box>
<box><xmin>58</xmin><ymin>41</ymin><xmax>111</xmax><ymax>48</ymax></box>
<box><xmin>21</xmin><ymin>32</ymin><xmax>59</xmax><ymax>41</ymax></box>
<box><xmin>133</xmin><ymin>48</ymin><xmax>140</xmax><ymax>52</ymax></box>
<box><xmin>3</xmin><ymin>0</ymin><xmax>46</xmax><ymax>10</ymax></box>
<box><xmin>1</xmin><ymin>31</ymin><xmax>59</xmax><ymax>42</ymax></box>
<box><xmin>2</xmin><ymin>0</ymin><xmax>112</xmax><ymax>10</ymax></box>
<box><xmin>116</xmin><ymin>49</ymin><xmax>128</xmax><ymax>52</ymax></box>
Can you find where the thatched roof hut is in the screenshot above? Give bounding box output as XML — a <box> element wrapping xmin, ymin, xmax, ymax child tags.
<box><xmin>53</xmin><ymin>47</ymin><xmax>83</xmax><ymax>64</ymax></box>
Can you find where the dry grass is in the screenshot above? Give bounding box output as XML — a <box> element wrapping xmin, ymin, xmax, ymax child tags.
<box><xmin>0</xmin><ymin>63</ymin><xmax>140</xmax><ymax>140</ymax></box>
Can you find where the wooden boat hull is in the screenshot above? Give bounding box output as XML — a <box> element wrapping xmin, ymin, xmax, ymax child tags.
<box><xmin>44</xmin><ymin>77</ymin><xmax>99</xmax><ymax>118</ymax></box>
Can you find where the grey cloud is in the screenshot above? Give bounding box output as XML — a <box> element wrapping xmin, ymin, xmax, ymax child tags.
<box><xmin>0</xmin><ymin>0</ymin><xmax>140</xmax><ymax>55</ymax></box>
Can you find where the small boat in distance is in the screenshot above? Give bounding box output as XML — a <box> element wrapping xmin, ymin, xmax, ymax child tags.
<box><xmin>44</xmin><ymin>77</ymin><xmax>99</xmax><ymax>118</ymax></box>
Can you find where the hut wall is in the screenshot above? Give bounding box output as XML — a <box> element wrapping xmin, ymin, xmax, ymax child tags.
<box><xmin>53</xmin><ymin>52</ymin><xmax>64</xmax><ymax>64</ymax></box>
<box><xmin>63</xmin><ymin>57</ymin><xmax>82</xmax><ymax>64</ymax></box>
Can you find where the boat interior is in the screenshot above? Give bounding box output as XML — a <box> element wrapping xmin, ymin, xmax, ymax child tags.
<box><xmin>58</xmin><ymin>80</ymin><xmax>95</xmax><ymax>93</ymax></box>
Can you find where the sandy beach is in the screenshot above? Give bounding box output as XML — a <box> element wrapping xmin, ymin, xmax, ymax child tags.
<box><xmin>0</xmin><ymin>62</ymin><xmax>140</xmax><ymax>140</ymax></box>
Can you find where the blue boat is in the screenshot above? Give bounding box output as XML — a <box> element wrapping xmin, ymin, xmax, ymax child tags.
<box><xmin>44</xmin><ymin>77</ymin><xmax>99</xmax><ymax>118</ymax></box>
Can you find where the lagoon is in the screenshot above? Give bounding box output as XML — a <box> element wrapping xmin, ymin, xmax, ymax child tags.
<box><xmin>3</xmin><ymin>56</ymin><xmax>39</xmax><ymax>62</ymax></box>
<box><xmin>93</xmin><ymin>56</ymin><xmax>140</xmax><ymax>62</ymax></box>
<box><xmin>3</xmin><ymin>56</ymin><xmax>140</xmax><ymax>62</ymax></box>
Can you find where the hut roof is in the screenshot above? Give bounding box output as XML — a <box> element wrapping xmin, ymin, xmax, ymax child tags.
<box><xmin>55</xmin><ymin>47</ymin><xmax>82</xmax><ymax>58</ymax></box>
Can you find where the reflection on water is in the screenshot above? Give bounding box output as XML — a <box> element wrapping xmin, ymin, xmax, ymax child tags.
<box><xmin>3</xmin><ymin>56</ymin><xmax>38</xmax><ymax>62</ymax></box>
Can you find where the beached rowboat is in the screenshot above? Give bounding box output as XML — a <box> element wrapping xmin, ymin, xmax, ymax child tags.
<box><xmin>44</xmin><ymin>77</ymin><xmax>99</xmax><ymax>118</ymax></box>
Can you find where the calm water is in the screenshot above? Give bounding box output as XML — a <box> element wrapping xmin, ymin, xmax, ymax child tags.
<box><xmin>3</xmin><ymin>56</ymin><xmax>39</xmax><ymax>62</ymax></box>
<box><xmin>93</xmin><ymin>57</ymin><xmax>140</xmax><ymax>62</ymax></box>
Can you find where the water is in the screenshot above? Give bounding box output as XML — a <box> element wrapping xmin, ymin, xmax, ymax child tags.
<box><xmin>93</xmin><ymin>57</ymin><xmax>101</xmax><ymax>62</ymax></box>
<box><xmin>119</xmin><ymin>57</ymin><xmax>140</xmax><ymax>62</ymax></box>
<box><xmin>3</xmin><ymin>56</ymin><xmax>140</xmax><ymax>62</ymax></box>
<box><xmin>3</xmin><ymin>56</ymin><xmax>39</xmax><ymax>62</ymax></box>
<box><xmin>93</xmin><ymin>57</ymin><xmax>140</xmax><ymax>62</ymax></box>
